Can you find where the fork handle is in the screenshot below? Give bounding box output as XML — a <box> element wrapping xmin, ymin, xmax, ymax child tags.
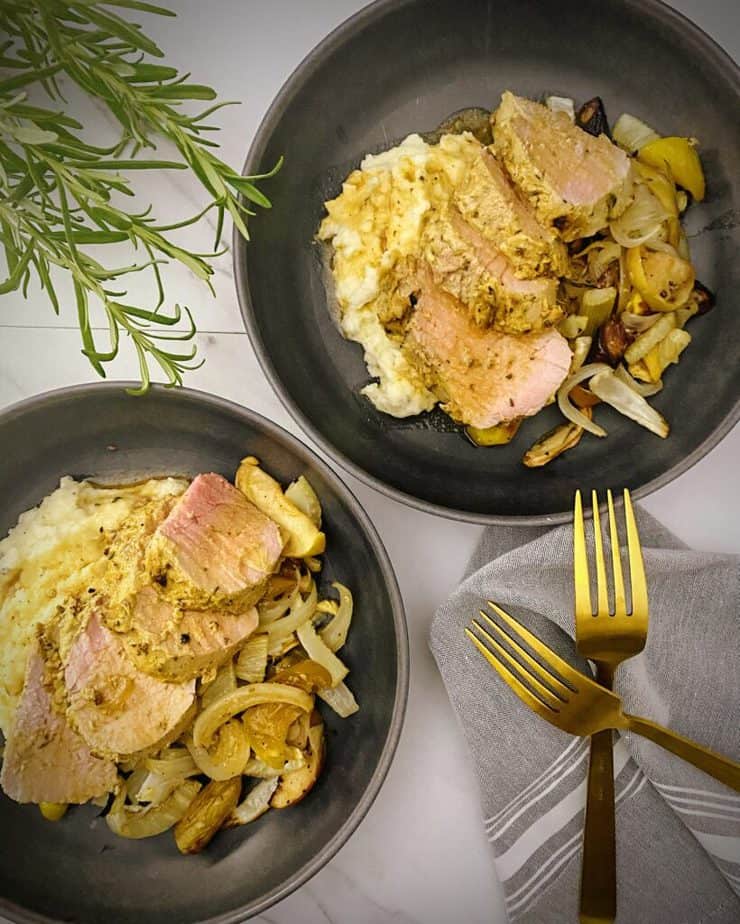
<box><xmin>624</xmin><ymin>715</ymin><xmax>740</xmax><ymax>792</ymax></box>
<box><xmin>580</xmin><ymin>729</ymin><xmax>616</xmax><ymax>924</ymax></box>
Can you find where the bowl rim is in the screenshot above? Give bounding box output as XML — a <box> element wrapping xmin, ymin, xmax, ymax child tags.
<box><xmin>233</xmin><ymin>0</ymin><xmax>740</xmax><ymax>527</ymax></box>
<box><xmin>0</xmin><ymin>381</ymin><xmax>410</xmax><ymax>924</ymax></box>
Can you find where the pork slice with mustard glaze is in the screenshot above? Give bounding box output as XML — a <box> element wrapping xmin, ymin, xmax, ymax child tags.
<box><xmin>145</xmin><ymin>473</ymin><xmax>284</xmax><ymax>612</ymax></box>
<box><xmin>405</xmin><ymin>276</ymin><xmax>572</xmax><ymax>428</ymax></box>
<box><xmin>492</xmin><ymin>91</ymin><xmax>633</xmax><ymax>240</ymax></box>
<box><xmin>103</xmin><ymin>490</ymin><xmax>260</xmax><ymax>682</ymax></box>
<box><xmin>125</xmin><ymin>587</ymin><xmax>258</xmax><ymax>682</ymax></box>
<box><xmin>454</xmin><ymin>147</ymin><xmax>568</xmax><ymax>278</ymax></box>
<box><xmin>419</xmin><ymin>207</ymin><xmax>563</xmax><ymax>334</ymax></box>
<box><xmin>0</xmin><ymin>642</ymin><xmax>116</xmax><ymax>803</ymax></box>
<box><xmin>64</xmin><ymin>608</ymin><xmax>195</xmax><ymax>760</ymax></box>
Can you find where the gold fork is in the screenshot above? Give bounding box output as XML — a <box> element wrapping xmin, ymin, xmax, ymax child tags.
<box><xmin>574</xmin><ymin>488</ymin><xmax>648</xmax><ymax>924</ymax></box>
<box><xmin>466</xmin><ymin>603</ymin><xmax>740</xmax><ymax>791</ymax></box>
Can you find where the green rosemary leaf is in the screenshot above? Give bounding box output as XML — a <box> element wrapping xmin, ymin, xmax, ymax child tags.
<box><xmin>62</xmin><ymin>158</ymin><xmax>187</xmax><ymax>170</ymax></box>
<box><xmin>8</xmin><ymin>104</ymin><xmax>82</xmax><ymax>129</ymax></box>
<box><xmin>12</xmin><ymin>126</ymin><xmax>58</xmax><ymax>144</ymax></box>
<box><xmin>185</xmin><ymin>134</ymin><xmax>219</xmax><ymax>147</ymax></box>
<box><xmin>146</xmin><ymin>83</ymin><xmax>218</xmax><ymax>101</ymax></box>
<box><xmin>127</xmin><ymin>340</ymin><xmax>152</xmax><ymax>396</ymax></box>
<box><xmin>78</xmin><ymin>6</ymin><xmax>165</xmax><ymax>58</ymax></box>
<box><xmin>82</xmin><ymin>0</ymin><xmax>176</xmax><ymax>17</ymax></box>
<box><xmin>213</xmin><ymin>204</ymin><xmax>225</xmax><ymax>249</ymax></box>
<box><xmin>127</xmin><ymin>63</ymin><xmax>178</xmax><ymax>82</ymax></box>
<box><xmin>47</xmin><ymin>229</ymin><xmax>130</xmax><ymax>243</ymax></box>
<box><xmin>74</xmin><ymin>279</ymin><xmax>106</xmax><ymax>376</ymax></box>
<box><xmin>236</xmin><ymin>155</ymin><xmax>285</xmax><ymax>183</ymax></box>
<box><xmin>227</xmin><ymin>199</ymin><xmax>249</xmax><ymax>241</ymax></box>
<box><xmin>0</xmin><ymin>65</ymin><xmax>63</xmax><ymax>94</ymax></box>
<box><xmin>225</xmin><ymin>175</ymin><xmax>273</xmax><ymax>208</ymax></box>
<box><xmin>0</xmin><ymin>243</ymin><xmax>34</xmax><ymax>294</ymax></box>
<box><xmin>32</xmin><ymin>253</ymin><xmax>60</xmax><ymax>313</ymax></box>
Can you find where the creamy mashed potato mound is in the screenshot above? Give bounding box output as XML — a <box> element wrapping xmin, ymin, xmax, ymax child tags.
<box><xmin>319</xmin><ymin>131</ymin><xmax>481</xmax><ymax>417</ymax></box>
<box><xmin>0</xmin><ymin>476</ymin><xmax>187</xmax><ymax>735</ymax></box>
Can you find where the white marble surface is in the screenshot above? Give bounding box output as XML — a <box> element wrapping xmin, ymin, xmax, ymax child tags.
<box><xmin>1</xmin><ymin>2</ymin><xmax>738</xmax><ymax>922</ymax></box>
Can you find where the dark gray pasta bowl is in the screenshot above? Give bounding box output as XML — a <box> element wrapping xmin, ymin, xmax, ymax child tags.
<box><xmin>235</xmin><ymin>0</ymin><xmax>740</xmax><ymax>524</ymax></box>
<box><xmin>0</xmin><ymin>384</ymin><xmax>408</xmax><ymax>924</ymax></box>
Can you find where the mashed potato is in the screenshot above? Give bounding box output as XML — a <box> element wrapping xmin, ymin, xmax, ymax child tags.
<box><xmin>0</xmin><ymin>476</ymin><xmax>187</xmax><ymax>735</ymax></box>
<box><xmin>319</xmin><ymin>131</ymin><xmax>481</xmax><ymax>417</ymax></box>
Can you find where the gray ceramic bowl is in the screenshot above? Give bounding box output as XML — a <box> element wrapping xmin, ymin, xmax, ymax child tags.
<box><xmin>0</xmin><ymin>384</ymin><xmax>408</xmax><ymax>924</ymax></box>
<box><xmin>235</xmin><ymin>0</ymin><xmax>740</xmax><ymax>525</ymax></box>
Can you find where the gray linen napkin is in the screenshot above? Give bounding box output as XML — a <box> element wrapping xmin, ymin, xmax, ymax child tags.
<box><xmin>429</xmin><ymin>508</ymin><xmax>740</xmax><ymax>924</ymax></box>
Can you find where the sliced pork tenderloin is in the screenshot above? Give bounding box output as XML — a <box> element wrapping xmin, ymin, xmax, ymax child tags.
<box><xmin>125</xmin><ymin>587</ymin><xmax>258</xmax><ymax>682</ymax></box>
<box><xmin>0</xmin><ymin>643</ymin><xmax>117</xmax><ymax>803</ymax></box>
<box><xmin>492</xmin><ymin>91</ymin><xmax>633</xmax><ymax>240</ymax></box>
<box><xmin>454</xmin><ymin>148</ymin><xmax>568</xmax><ymax>278</ymax></box>
<box><xmin>418</xmin><ymin>207</ymin><xmax>562</xmax><ymax>334</ymax></box>
<box><xmin>405</xmin><ymin>277</ymin><xmax>572</xmax><ymax>428</ymax></box>
<box><xmin>64</xmin><ymin>609</ymin><xmax>195</xmax><ymax>760</ymax></box>
<box><xmin>145</xmin><ymin>473</ymin><xmax>284</xmax><ymax>613</ymax></box>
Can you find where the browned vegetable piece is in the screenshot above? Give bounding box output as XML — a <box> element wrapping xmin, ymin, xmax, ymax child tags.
<box><xmin>591</xmin><ymin>317</ymin><xmax>633</xmax><ymax>365</ymax></box>
<box><xmin>691</xmin><ymin>280</ymin><xmax>715</xmax><ymax>315</ymax></box>
<box><xmin>570</xmin><ymin>385</ymin><xmax>600</xmax><ymax>409</ymax></box>
<box><xmin>39</xmin><ymin>802</ymin><xmax>68</xmax><ymax>822</ymax></box>
<box><xmin>596</xmin><ymin>263</ymin><xmax>619</xmax><ymax>289</ymax></box>
<box><xmin>522</xmin><ymin>410</ymin><xmax>593</xmax><ymax>468</ymax></box>
<box><xmin>270</xmin><ymin>724</ymin><xmax>325</xmax><ymax>810</ymax></box>
<box><xmin>271</xmin><ymin>659</ymin><xmax>332</xmax><ymax>693</ymax></box>
<box><xmin>286</xmin><ymin>711</ymin><xmax>310</xmax><ymax>749</ymax></box>
<box><xmin>267</xmin><ymin>650</ymin><xmax>303</xmax><ymax>675</ymax></box>
<box><xmin>588</xmin><ymin>339</ymin><xmax>610</xmax><ymax>366</ymax></box>
<box><xmin>576</xmin><ymin>97</ymin><xmax>610</xmax><ymax>138</ymax></box>
<box><xmin>627</xmin><ymin>247</ymin><xmax>695</xmax><ymax>312</ymax></box>
<box><xmin>174</xmin><ymin>778</ymin><xmax>241</xmax><ymax>855</ymax></box>
<box><xmin>243</xmin><ymin>665</ymin><xmax>328</xmax><ymax>768</ymax></box>
<box><xmin>236</xmin><ymin>456</ymin><xmax>325</xmax><ymax>557</ymax></box>
<box><xmin>269</xmin><ymin>635</ymin><xmax>301</xmax><ymax>661</ymax></box>
<box><xmin>465</xmin><ymin>419</ymin><xmax>522</xmax><ymax>447</ymax></box>
<box><xmin>264</xmin><ymin>573</ymin><xmax>299</xmax><ymax>598</ymax></box>
<box><xmin>243</xmin><ymin>702</ymin><xmax>304</xmax><ymax>768</ymax></box>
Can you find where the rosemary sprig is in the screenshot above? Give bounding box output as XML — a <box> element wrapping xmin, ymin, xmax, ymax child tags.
<box><xmin>0</xmin><ymin>0</ymin><xmax>281</xmax><ymax>391</ymax></box>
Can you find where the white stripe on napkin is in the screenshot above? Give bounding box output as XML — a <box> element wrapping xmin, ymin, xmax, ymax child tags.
<box><xmin>653</xmin><ymin>782</ymin><xmax>740</xmax><ymax>895</ymax></box>
<box><xmin>486</xmin><ymin>741</ymin><xmax>590</xmax><ymax>839</ymax></box>
<box><xmin>659</xmin><ymin>795</ymin><xmax>740</xmax><ymax>817</ymax></box>
<box><xmin>688</xmin><ymin>831</ymin><xmax>740</xmax><ymax>865</ymax></box>
<box><xmin>688</xmin><ymin>832</ymin><xmax>740</xmax><ymax>898</ymax></box>
<box><xmin>654</xmin><ymin>782</ymin><xmax>740</xmax><ymax>805</ymax></box>
<box><xmin>505</xmin><ymin>766</ymin><xmax>645</xmax><ymax>909</ymax></box>
<box><xmin>484</xmin><ymin>737</ymin><xmax>587</xmax><ymax>827</ymax></box>
<box><xmin>494</xmin><ymin>739</ymin><xmax>632</xmax><ymax>880</ymax></box>
<box><xmin>507</xmin><ymin>765</ymin><xmax>646</xmax><ymax>920</ymax></box>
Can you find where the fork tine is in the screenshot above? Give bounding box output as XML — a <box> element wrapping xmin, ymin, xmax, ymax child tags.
<box><xmin>487</xmin><ymin>601</ymin><xmax>586</xmax><ymax>689</ymax></box>
<box><xmin>623</xmin><ymin>488</ymin><xmax>648</xmax><ymax>620</ymax></box>
<box><xmin>573</xmin><ymin>490</ymin><xmax>591</xmax><ymax>622</ymax></box>
<box><xmin>472</xmin><ymin>617</ymin><xmax>566</xmax><ymax>708</ymax></box>
<box><xmin>607</xmin><ymin>489</ymin><xmax>627</xmax><ymax>616</ymax></box>
<box><xmin>479</xmin><ymin>611</ymin><xmax>571</xmax><ymax>701</ymax></box>
<box><xmin>591</xmin><ymin>490</ymin><xmax>609</xmax><ymax>616</ymax></box>
<box><xmin>465</xmin><ymin>628</ymin><xmax>557</xmax><ymax>719</ymax></box>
